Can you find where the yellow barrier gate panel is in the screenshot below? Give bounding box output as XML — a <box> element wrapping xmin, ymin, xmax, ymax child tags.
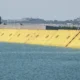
<box><xmin>26</xmin><ymin>30</ymin><xmax>48</xmax><ymax>45</ymax></box>
<box><xmin>25</xmin><ymin>30</ymin><xmax>39</xmax><ymax>44</ymax></box>
<box><xmin>9</xmin><ymin>29</ymin><xmax>29</xmax><ymax>43</ymax></box>
<box><xmin>9</xmin><ymin>30</ymin><xmax>38</xmax><ymax>43</ymax></box>
<box><xmin>38</xmin><ymin>30</ymin><xmax>57</xmax><ymax>45</ymax></box>
<box><xmin>0</xmin><ymin>29</ymin><xmax>3</xmax><ymax>34</ymax></box>
<box><xmin>0</xmin><ymin>29</ymin><xmax>4</xmax><ymax>37</ymax></box>
<box><xmin>68</xmin><ymin>31</ymin><xmax>80</xmax><ymax>48</ymax></box>
<box><xmin>43</xmin><ymin>30</ymin><xmax>57</xmax><ymax>46</ymax></box>
<box><xmin>26</xmin><ymin>30</ymin><xmax>44</xmax><ymax>45</ymax></box>
<box><xmin>26</xmin><ymin>30</ymin><xmax>54</xmax><ymax>45</ymax></box>
<box><xmin>0</xmin><ymin>29</ymin><xmax>18</xmax><ymax>42</ymax></box>
<box><xmin>26</xmin><ymin>30</ymin><xmax>39</xmax><ymax>44</ymax></box>
<box><xmin>46</xmin><ymin>30</ymin><xmax>79</xmax><ymax>47</ymax></box>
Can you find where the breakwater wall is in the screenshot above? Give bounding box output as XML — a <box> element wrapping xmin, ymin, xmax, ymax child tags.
<box><xmin>0</xmin><ymin>29</ymin><xmax>80</xmax><ymax>48</ymax></box>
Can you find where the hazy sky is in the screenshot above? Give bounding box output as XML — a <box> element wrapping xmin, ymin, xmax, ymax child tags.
<box><xmin>0</xmin><ymin>0</ymin><xmax>80</xmax><ymax>20</ymax></box>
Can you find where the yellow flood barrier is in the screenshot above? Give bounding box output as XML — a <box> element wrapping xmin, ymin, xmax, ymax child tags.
<box><xmin>9</xmin><ymin>30</ymin><xmax>38</xmax><ymax>43</ymax></box>
<box><xmin>26</xmin><ymin>30</ymin><xmax>57</xmax><ymax>45</ymax></box>
<box><xmin>68</xmin><ymin>31</ymin><xmax>80</xmax><ymax>48</ymax></box>
<box><xmin>45</xmin><ymin>30</ymin><xmax>79</xmax><ymax>47</ymax></box>
<box><xmin>0</xmin><ymin>29</ymin><xmax>18</xmax><ymax>42</ymax></box>
<box><xmin>0</xmin><ymin>29</ymin><xmax>80</xmax><ymax>48</ymax></box>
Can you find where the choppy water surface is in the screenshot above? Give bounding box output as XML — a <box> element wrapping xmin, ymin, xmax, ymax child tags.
<box><xmin>0</xmin><ymin>43</ymin><xmax>80</xmax><ymax>80</ymax></box>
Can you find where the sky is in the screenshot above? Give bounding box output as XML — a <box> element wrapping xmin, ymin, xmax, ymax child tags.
<box><xmin>0</xmin><ymin>0</ymin><xmax>80</xmax><ymax>20</ymax></box>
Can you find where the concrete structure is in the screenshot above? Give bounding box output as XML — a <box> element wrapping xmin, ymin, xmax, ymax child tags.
<box><xmin>0</xmin><ymin>24</ymin><xmax>46</xmax><ymax>29</ymax></box>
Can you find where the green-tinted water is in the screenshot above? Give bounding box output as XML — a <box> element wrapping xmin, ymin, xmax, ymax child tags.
<box><xmin>0</xmin><ymin>43</ymin><xmax>80</xmax><ymax>80</ymax></box>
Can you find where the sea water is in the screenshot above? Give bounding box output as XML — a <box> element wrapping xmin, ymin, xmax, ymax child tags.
<box><xmin>0</xmin><ymin>43</ymin><xmax>80</xmax><ymax>80</ymax></box>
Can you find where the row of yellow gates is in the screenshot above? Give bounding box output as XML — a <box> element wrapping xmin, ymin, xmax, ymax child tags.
<box><xmin>0</xmin><ymin>29</ymin><xmax>80</xmax><ymax>48</ymax></box>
